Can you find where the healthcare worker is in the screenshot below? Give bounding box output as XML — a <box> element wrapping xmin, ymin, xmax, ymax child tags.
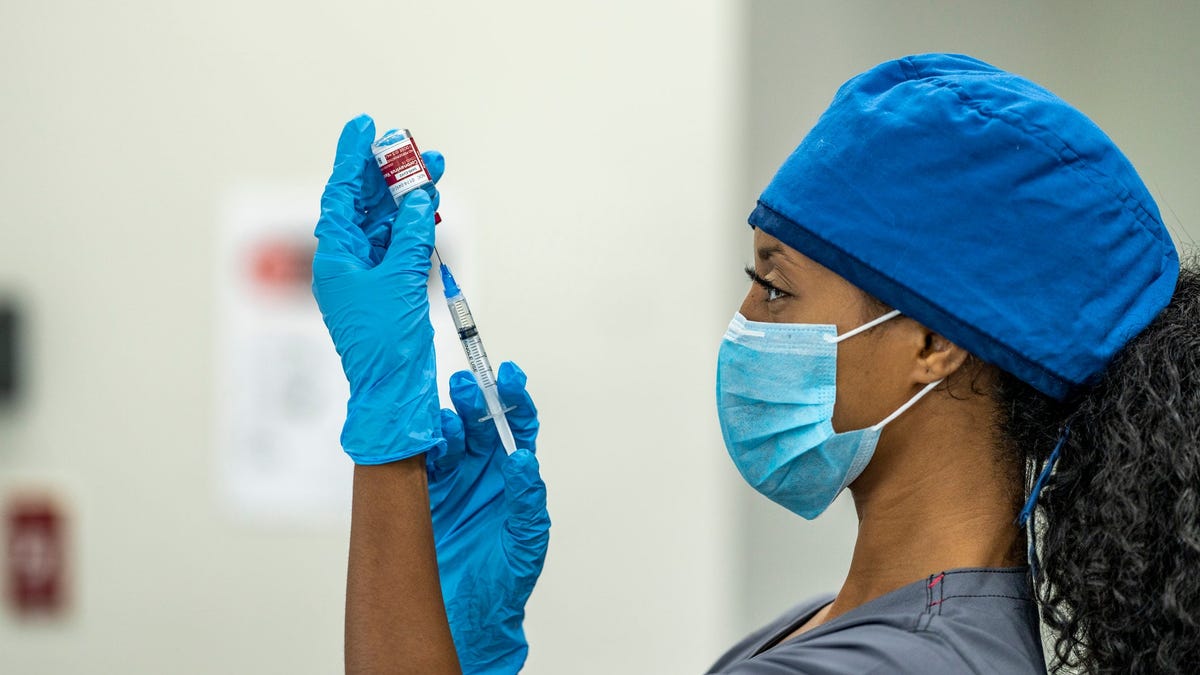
<box><xmin>313</xmin><ymin>53</ymin><xmax>1199</xmax><ymax>674</ymax></box>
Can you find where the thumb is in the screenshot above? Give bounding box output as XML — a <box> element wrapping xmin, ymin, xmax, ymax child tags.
<box><xmin>428</xmin><ymin>408</ymin><xmax>466</xmax><ymax>480</ymax></box>
<box><xmin>382</xmin><ymin>188</ymin><xmax>436</xmax><ymax>269</ymax></box>
<box><xmin>502</xmin><ymin>449</ymin><xmax>550</xmax><ymax>578</ymax></box>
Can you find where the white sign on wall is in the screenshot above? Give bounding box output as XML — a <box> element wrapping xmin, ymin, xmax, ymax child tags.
<box><xmin>215</xmin><ymin>183</ymin><xmax>473</xmax><ymax>528</ymax></box>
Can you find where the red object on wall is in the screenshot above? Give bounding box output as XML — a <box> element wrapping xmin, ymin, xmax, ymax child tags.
<box><xmin>249</xmin><ymin>238</ymin><xmax>315</xmax><ymax>291</ymax></box>
<box><xmin>6</xmin><ymin>496</ymin><xmax>66</xmax><ymax>616</ymax></box>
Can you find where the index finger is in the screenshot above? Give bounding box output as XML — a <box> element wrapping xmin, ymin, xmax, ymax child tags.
<box><xmin>448</xmin><ymin>369</ymin><xmax>494</xmax><ymax>456</ymax></box>
<box><xmin>422</xmin><ymin>150</ymin><xmax>445</xmax><ymax>185</ymax></box>
<box><xmin>315</xmin><ymin>114</ymin><xmax>375</xmax><ymax>261</ymax></box>
<box><xmin>497</xmin><ymin>361</ymin><xmax>538</xmax><ymax>454</ymax></box>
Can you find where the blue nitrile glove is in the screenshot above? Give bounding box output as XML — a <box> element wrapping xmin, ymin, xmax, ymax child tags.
<box><xmin>429</xmin><ymin>362</ymin><xmax>550</xmax><ymax>674</ymax></box>
<box><xmin>312</xmin><ymin>114</ymin><xmax>448</xmax><ymax>464</ymax></box>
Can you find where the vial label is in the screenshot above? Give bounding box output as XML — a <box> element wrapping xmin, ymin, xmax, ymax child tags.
<box><xmin>374</xmin><ymin>137</ymin><xmax>431</xmax><ymax>201</ymax></box>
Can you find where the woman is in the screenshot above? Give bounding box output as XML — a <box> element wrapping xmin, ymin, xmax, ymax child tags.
<box><xmin>313</xmin><ymin>53</ymin><xmax>1199</xmax><ymax>673</ymax></box>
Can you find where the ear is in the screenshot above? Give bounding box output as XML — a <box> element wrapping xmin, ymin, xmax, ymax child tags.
<box><xmin>914</xmin><ymin>330</ymin><xmax>971</xmax><ymax>384</ymax></box>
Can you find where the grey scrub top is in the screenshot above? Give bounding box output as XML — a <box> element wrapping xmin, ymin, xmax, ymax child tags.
<box><xmin>707</xmin><ymin>567</ymin><xmax>1044</xmax><ymax>674</ymax></box>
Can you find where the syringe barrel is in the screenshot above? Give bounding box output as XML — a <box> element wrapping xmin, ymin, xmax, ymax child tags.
<box><xmin>440</xmin><ymin>275</ymin><xmax>517</xmax><ymax>454</ymax></box>
<box><xmin>462</xmin><ymin>334</ymin><xmax>501</xmax><ymax>394</ymax></box>
<box><xmin>446</xmin><ymin>293</ymin><xmax>500</xmax><ymax>393</ymax></box>
<box><xmin>446</xmin><ymin>292</ymin><xmax>475</xmax><ymax>333</ymax></box>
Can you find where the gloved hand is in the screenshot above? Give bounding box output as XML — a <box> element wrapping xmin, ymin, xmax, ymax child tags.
<box><xmin>429</xmin><ymin>362</ymin><xmax>551</xmax><ymax>674</ymax></box>
<box><xmin>312</xmin><ymin>114</ymin><xmax>448</xmax><ymax>464</ymax></box>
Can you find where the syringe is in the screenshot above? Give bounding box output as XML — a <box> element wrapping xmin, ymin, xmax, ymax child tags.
<box><xmin>369</xmin><ymin>127</ymin><xmax>517</xmax><ymax>454</ymax></box>
<box><xmin>436</xmin><ymin>253</ymin><xmax>518</xmax><ymax>456</ymax></box>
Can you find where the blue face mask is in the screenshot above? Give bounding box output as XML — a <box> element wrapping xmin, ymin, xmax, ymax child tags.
<box><xmin>716</xmin><ymin>311</ymin><xmax>941</xmax><ymax>519</ymax></box>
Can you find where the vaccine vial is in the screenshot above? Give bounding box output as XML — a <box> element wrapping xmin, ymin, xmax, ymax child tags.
<box><xmin>372</xmin><ymin>128</ymin><xmax>435</xmax><ymax>203</ymax></box>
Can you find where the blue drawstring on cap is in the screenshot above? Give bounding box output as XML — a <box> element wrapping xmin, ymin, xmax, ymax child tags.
<box><xmin>1017</xmin><ymin>425</ymin><xmax>1071</xmax><ymax>528</ymax></box>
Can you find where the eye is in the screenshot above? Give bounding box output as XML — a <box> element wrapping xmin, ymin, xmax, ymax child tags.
<box><xmin>744</xmin><ymin>266</ymin><xmax>792</xmax><ymax>302</ymax></box>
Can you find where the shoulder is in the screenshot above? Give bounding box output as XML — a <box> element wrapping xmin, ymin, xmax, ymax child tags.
<box><xmin>709</xmin><ymin>568</ymin><xmax>1044</xmax><ymax>675</ymax></box>
<box><xmin>708</xmin><ymin>594</ymin><xmax>835</xmax><ymax>671</ymax></box>
<box><xmin>919</xmin><ymin>568</ymin><xmax>1044</xmax><ymax>672</ymax></box>
<box><xmin>712</xmin><ymin>622</ymin><xmax>999</xmax><ymax>675</ymax></box>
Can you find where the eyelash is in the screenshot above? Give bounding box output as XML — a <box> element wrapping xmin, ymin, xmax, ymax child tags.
<box><xmin>744</xmin><ymin>266</ymin><xmax>791</xmax><ymax>302</ymax></box>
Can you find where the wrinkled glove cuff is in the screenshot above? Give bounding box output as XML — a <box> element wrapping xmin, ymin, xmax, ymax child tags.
<box><xmin>341</xmin><ymin>389</ymin><xmax>445</xmax><ymax>465</ymax></box>
<box><xmin>460</xmin><ymin>645</ymin><xmax>528</xmax><ymax>675</ymax></box>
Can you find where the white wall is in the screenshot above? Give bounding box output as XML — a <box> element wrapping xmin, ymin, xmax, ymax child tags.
<box><xmin>738</xmin><ymin>0</ymin><xmax>1200</xmax><ymax>633</ymax></box>
<box><xmin>0</xmin><ymin>1</ymin><xmax>744</xmax><ymax>673</ymax></box>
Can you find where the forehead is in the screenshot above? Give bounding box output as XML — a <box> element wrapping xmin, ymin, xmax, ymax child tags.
<box><xmin>748</xmin><ymin>229</ymin><xmax>882</xmax><ymax>324</ymax></box>
<box><xmin>753</xmin><ymin>229</ymin><xmax>822</xmax><ymax>271</ymax></box>
<box><xmin>752</xmin><ymin>228</ymin><xmax>867</xmax><ymax>295</ymax></box>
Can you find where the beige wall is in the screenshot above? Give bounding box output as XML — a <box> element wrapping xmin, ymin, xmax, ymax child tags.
<box><xmin>0</xmin><ymin>1</ymin><xmax>743</xmax><ymax>673</ymax></box>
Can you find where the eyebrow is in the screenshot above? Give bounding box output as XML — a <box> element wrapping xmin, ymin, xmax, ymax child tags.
<box><xmin>756</xmin><ymin>243</ymin><xmax>786</xmax><ymax>261</ymax></box>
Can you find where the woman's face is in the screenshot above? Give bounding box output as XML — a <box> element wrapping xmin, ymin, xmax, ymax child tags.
<box><xmin>739</xmin><ymin>229</ymin><xmax>925</xmax><ymax>432</ymax></box>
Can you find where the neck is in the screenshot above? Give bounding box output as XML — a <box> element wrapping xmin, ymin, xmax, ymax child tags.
<box><xmin>829</xmin><ymin>400</ymin><xmax>1023</xmax><ymax>619</ymax></box>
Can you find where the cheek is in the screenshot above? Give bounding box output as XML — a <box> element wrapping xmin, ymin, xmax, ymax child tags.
<box><xmin>738</xmin><ymin>288</ymin><xmax>767</xmax><ymax>322</ymax></box>
<box><xmin>737</xmin><ymin>290</ymin><xmax>754</xmax><ymax>318</ymax></box>
<box><xmin>831</xmin><ymin>351</ymin><xmax>875</xmax><ymax>432</ymax></box>
<box><xmin>831</xmin><ymin>339</ymin><xmax>910</xmax><ymax>432</ymax></box>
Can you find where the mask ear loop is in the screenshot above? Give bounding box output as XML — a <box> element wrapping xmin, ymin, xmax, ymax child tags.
<box><xmin>825</xmin><ymin>309</ymin><xmax>903</xmax><ymax>344</ymax></box>
<box><xmin>822</xmin><ymin>307</ymin><xmax>939</xmax><ymax>432</ymax></box>
<box><xmin>869</xmin><ymin>379</ymin><xmax>943</xmax><ymax>431</ymax></box>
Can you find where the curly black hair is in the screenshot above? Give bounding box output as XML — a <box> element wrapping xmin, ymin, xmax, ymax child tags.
<box><xmin>996</xmin><ymin>262</ymin><xmax>1200</xmax><ymax>673</ymax></box>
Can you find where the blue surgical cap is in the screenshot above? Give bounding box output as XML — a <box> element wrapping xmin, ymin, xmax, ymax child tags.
<box><xmin>750</xmin><ymin>53</ymin><xmax>1179</xmax><ymax>400</ymax></box>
